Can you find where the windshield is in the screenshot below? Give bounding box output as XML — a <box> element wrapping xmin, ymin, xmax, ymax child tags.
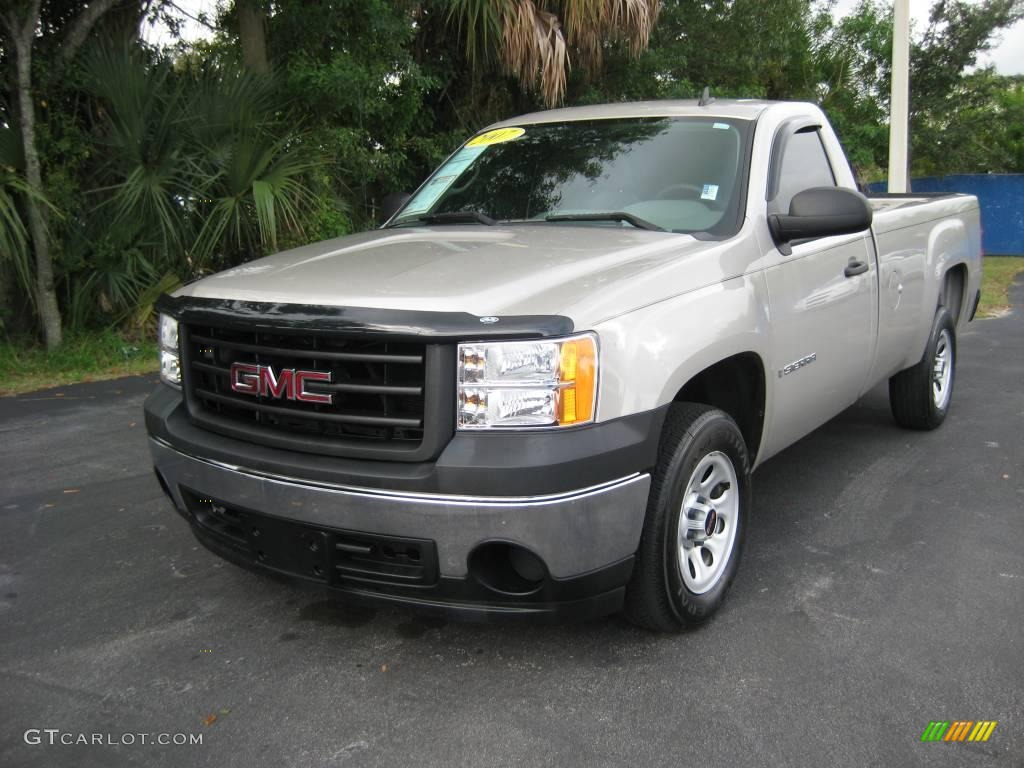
<box><xmin>390</xmin><ymin>116</ymin><xmax>753</xmax><ymax>237</ymax></box>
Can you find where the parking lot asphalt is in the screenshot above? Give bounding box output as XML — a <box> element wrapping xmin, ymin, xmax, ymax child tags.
<box><xmin>1</xmin><ymin>284</ymin><xmax>1022</xmax><ymax>768</ymax></box>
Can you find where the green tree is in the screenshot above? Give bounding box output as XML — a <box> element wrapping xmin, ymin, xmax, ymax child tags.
<box><xmin>237</xmin><ymin>0</ymin><xmax>269</xmax><ymax>73</ymax></box>
<box><xmin>564</xmin><ymin>0</ymin><xmax>829</xmax><ymax>106</ymax></box>
<box><xmin>815</xmin><ymin>0</ymin><xmax>894</xmax><ymax>181</ymax></box>
<box><xmin>805</xmin><ymin>0</ymin><xmax>1022</xmax><ymax>180</ymax></box>
<box><xmin>0</xmin><ymin>122</ymin><xmax>58</xmax><ymax>321</ymax></box>
<box><xmin>85</xmin><ymin>44</ymin><xmax>320</xmax><ymax>264</ymax></box>
<box><xmin>1</xmin><ymin>0</ymin><xmax>128</xmax><ymax>348</ymax></box>
<box><xmin>909</xmin><ymin>0</ymin><xmax>1024</xmax><ymax>175</ymax></box>
<box><xmin>993</xmin><ymin>78</ymin><xmax>1024</xmax><ymax>171</ymax></box>
<box><xmin>264</xmin><ymin>0</ymin><xmax>444</xmax><ymax>227</ymax></box>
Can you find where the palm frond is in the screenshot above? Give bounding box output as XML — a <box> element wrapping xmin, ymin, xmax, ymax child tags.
<box><xmin>0</xmin><ymin>177</ymin><xmax>36</xmax><ymax>304</ymax></box>
<box><xmin>83</xmin><ymin>42</ymin><xmax>194</xmax><ymax>253</ymax></box>
<box><xmin>447</xmin><ymin>0</ymin><xmax>511</xmax><ymax>67</ymax></box>
<box><xmin>456</xmin><ymin>0</ymin><xmax>662</xmax><ymax>107</ymax></box>
<box><xmin>125</xmin><ymin>271</ymin><xmax>182</xmax><ymax>329</ymax></box>
<box><xmin>191</xmin><ymin>113</ymin><xmax>319</xmax><ymax>265</ymax></box>
<box><xmin>192</xmin><ymin>197</ymin><xmax>237</xmax><ymax>267</ymax></box>
<box><xmin>0</xmin><ymin>163</ymin><xmax>59</xmax><ymax>307</ymax></box>
<box><xmin>502</xmin><ymin>0</ymin><xmax>568</xmax><ymax>106</ymax></box>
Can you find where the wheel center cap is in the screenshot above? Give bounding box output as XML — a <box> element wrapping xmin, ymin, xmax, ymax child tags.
<box><xmin>704</xmin><ymin>508</ymin><xmax>718</xmax><ymax>538</ymax></box>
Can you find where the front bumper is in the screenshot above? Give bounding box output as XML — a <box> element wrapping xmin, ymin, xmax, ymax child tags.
<box><xmin>147</xmin><ymin>389</ymin><xmax>659</xmax><ymax>619</ymax></box>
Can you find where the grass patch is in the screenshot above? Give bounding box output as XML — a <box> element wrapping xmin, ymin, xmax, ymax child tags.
<box><xmin>979</xmin><ymin>256</ymin><xmax>1024</xmax><ymax>318</ymax></box>
<box><xmin>0</xmin><ymin>329</ymin><xmax>158</xmax><ymax>396</ymax></box>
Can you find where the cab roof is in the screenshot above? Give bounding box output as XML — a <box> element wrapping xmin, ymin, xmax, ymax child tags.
<box><xmin>486</xmin><ymin>99</ymin><xmax>777</xmax><ymax>130</ymax></box>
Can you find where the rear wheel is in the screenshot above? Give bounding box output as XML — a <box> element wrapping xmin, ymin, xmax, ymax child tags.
<box><xmin>889</xmin><ymin>307</ymin><xmax>956</xmax><ymax>430</ymax></box>
<box><xmin>623</xmin><ymin>403</ymin><xmax>751</xmax><ymax>632</ymax></box>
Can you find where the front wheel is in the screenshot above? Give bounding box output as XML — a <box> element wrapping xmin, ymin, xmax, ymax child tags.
<box><xmin>623</xmin><ymin>404</ymin><xmax>751</xmax><ymax>632</ymax></box>
<box><xmin>889</xmin><ymin>307</ymin><xmax>956</xmax><ymax>430</ymax></box>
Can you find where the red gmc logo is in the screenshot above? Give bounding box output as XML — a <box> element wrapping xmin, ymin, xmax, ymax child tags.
<box><xmin>229</xmin><ymin>363</ymin><xmax>333</xmax><ymax>405</ymax></box>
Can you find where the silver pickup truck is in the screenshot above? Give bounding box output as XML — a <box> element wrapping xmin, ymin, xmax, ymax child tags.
<box><xmin>146</xmin><ymin>99</ymin><xmax>982</xmax><ymax>630</ymax></box>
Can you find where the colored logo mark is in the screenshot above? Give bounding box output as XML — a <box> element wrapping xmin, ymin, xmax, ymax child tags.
<box><xmin>920</xmin><ymin>721</ymin><xmax>997</xmax><ymax>742</ymax></box>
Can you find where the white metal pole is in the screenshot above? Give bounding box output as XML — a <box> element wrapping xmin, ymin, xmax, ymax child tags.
<box><xmin>888</xmin><ymin>0</ymin><xmax>910</xmax><ymax>193</ymax></box>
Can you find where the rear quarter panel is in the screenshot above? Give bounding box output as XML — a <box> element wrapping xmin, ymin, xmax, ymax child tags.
<box><xmin>867</xmin><ymin>196</ymin><xmax>982</xmax><ymax>388</ymax></box>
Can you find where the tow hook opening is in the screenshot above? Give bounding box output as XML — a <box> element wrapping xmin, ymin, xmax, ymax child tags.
<box><xmin>468</xmin><ymin>541</ymin><xmax>548</xmax><ymax>596</ymax></box>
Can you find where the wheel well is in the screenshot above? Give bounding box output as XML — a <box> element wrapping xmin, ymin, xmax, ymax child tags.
<box><xmin>673</xmin><ymin>353</ymin><xmax>766</xmax><ymax>458</ymax></box>
<box><xmin>941</xmin><ymin>263</ymin><xmax>967</xmax><ymax>325</ymax></box>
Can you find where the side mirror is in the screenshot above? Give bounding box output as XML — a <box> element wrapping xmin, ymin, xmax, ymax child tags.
<box><xmin>768</xmin><ymin>186</ymin><xmax>872</xmax><ymax>245</ymax></box>
<box><xmin>380</xmin><ymin>192</ymin><xmax>411</xmax><ymax>223</ymax></box>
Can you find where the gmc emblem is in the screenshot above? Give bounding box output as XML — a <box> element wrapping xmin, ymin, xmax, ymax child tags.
<box><xmin>229</xmin><ymin>363</ymin><xmax>333</xmax><ymax>405</ymax></box>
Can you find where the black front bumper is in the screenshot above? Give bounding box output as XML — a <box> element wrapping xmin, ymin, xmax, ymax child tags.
<box><xmin>148</xmin><ymin>386</ymin><xmax>665</xmax><ymax>621</ymax></box>
<box><xmin>165</xmin><ymin>480</ymin><xmax>634</xmax><ymax>621</ymax></box>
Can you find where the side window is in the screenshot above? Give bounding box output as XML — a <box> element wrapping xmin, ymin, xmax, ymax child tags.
<box><xmin>772</xmin><ymin>129</ymin><xmax>836</xmax><ymax>213</ymax></box>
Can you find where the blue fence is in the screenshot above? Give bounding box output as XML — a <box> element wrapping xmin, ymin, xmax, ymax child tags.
<box><xmin>868</xmin><ymin>174</ymin><xmax>1024</xmax><ymax>256</ymax></box>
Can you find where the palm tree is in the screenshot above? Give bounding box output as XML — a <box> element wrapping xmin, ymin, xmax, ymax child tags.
<box><xmin>0</xmin><ymin>124</ymin><xmax>56</xmax><ymax>309</ymax></box>
<box><xmin>1</xmin><ymin>0</ymin><xmax>124</xmax><ymax>348</ymax></box>
<box><xmin>78</xmin><ymin>43</ymin><xmax>319</xmax><ymax>322</ymax></box>
<box><xmin>448</xmin><ymin>0</ymin><xmax>661</xmax><ymax>106</ymax></box>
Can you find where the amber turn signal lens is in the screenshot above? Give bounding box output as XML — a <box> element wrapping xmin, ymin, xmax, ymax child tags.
<box><xmin>558</xmin><ymin>336</ymin><xmax>597</xmax><ymax>425</ymax></box>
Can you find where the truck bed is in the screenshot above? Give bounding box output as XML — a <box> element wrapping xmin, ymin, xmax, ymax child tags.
<box><xmin>866</xmin><ymin>192</ymin><xmax>971</xmax><ymax>215</ymax></box>
<box><xmin>867</xmin><ymin>192</ymin><xmax>979</xmax><ymax>234</ymax></box>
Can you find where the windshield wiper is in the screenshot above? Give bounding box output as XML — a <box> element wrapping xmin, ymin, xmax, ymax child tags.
<box><xmin>545</xmin><ymin>212</ymin><xmax>665</xmax><ymax>232</ymax></box>
<box><xmin>417</xmin><ymin>211</ymin><xmax>496</xmax><ymax>226</ymax></box>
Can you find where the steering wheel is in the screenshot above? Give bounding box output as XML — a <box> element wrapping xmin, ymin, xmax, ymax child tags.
<box><xmin>655</xmin><ymin>183</ymin><xmax>705</xmax><ymax>201</ymax></box>
<box><xmin>447</xmin><ymin>164</ymin><xmax>481</xmax><ymax>195</ymax></box>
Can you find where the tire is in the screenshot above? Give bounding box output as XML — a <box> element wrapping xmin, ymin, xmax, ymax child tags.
<box><xmin>889</xmin><ymin>306</ymin><xmax>956</xmax><ymax>430</ymax></box>
<box><xmin>623</xmin><ymin>403</ymin><xmax>751</xmax><ymax>632</ymax></box>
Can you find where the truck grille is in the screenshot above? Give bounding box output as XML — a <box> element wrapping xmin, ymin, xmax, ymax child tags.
<box><xmin>181</xmin><ymin>323</ymin><xmax>446</xmax><ymax>458</ymax></box>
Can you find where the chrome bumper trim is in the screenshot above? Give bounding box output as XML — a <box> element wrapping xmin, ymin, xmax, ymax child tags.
<box><xmin>150</xmin><ymin>437</ymin><xmax>651</xmax><ymax>579</ymax></box>
<box><xmin>150</xmin><ymin>435</ymin><xmax>642</xmax><ymax>506</ymax></box>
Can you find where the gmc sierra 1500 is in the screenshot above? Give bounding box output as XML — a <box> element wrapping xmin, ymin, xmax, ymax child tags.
<box><xmin>146</xmin><ymin>100</ymin><xmax>982</xmax><ymax>630</ymax></box>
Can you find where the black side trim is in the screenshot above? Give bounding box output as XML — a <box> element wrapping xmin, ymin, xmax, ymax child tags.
<box><xmin>968</xmin><ymin>288</ymin><xmax>981</xmax><ymax>322</ymax></box>
<box><xmin>156</xmin><ymin>294</ymin><xmax>574</xmax><ymax>341</ymax></box>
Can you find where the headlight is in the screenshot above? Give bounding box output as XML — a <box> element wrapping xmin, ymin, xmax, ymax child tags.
<box><xmin>158</xmin><ymin>313</ymin><xmax>181</xmax><ymax>387</ymax></box>
<box><xmin>457</xmin><ymin>333</ymin><xmax>597</xmax><ymax>429</ymax></box>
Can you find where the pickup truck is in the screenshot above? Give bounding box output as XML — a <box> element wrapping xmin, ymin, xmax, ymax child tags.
<box><xmin>146</xmin><ymin>99</ymin><xmax>982</xmax><ymax>630</ymax></box>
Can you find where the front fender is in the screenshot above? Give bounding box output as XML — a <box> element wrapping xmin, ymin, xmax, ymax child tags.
<box><xmin>593</xmin><ymin>272</ymin><xmax>773</xmax><ymax>444</ymax></box>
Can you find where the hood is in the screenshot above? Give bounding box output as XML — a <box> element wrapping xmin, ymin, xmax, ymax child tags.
<box><xmin>178</xmin><ymin>224</ymin><xmax>731</xmax><ymax>327</ymax></box>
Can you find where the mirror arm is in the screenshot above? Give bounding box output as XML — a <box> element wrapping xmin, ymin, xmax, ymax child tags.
<box><xmin>380</xmin><ymin>191</ymin><xmax>412</xmax><ymax>225</ymax></box>
<box><xmin>768</xmin><ymin>214</ymin><xmax>793</xmax><ymax>255</ymax></box>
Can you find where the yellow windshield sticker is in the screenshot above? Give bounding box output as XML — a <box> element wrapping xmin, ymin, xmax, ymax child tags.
<box><xmin>466</xmin><ymin>127</ymin><xmax>525</xmax><ymax>147</ymax></box>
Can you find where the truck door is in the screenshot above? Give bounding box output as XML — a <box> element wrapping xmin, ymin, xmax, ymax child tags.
<box><xmin>761</xmin><ymin>123</ymin><xmax>877</xmax><ymax>457</ymax></box>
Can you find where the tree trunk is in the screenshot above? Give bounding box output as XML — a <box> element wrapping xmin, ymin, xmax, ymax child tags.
<box><xmin>238</xmin><ymin>0</ymin><xmax>269</xmax><ymax>74</ymax></box>
<box><xmin>11</xmin><ymin>22</ymin><xmax>63</xmax><ymax>349</ymax></box>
